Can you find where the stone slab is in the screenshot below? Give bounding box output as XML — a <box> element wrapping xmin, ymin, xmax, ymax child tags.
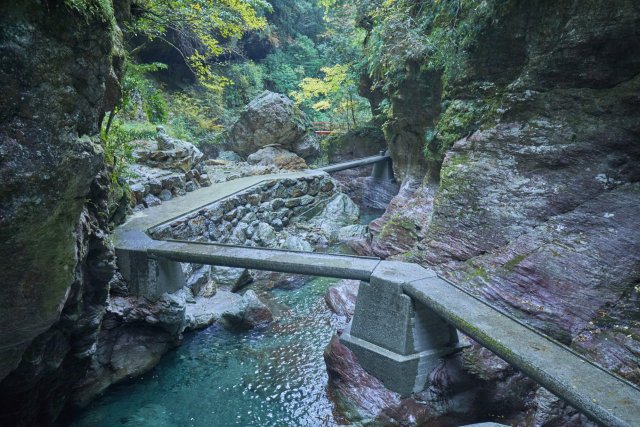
<box><xmin>149</xmin><ymin>240</ymin><xmax>380</xmax><ymax>281</ymax></box>
<box><xmin>404</xmin><ymin>277</ymin><xmax>640</xmax><ymax>427</ymax></box>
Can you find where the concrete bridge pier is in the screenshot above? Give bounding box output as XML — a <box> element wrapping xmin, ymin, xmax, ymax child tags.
<box><xmin>370</xmin><ymin>150</ymin><xmax>395</xmax><ymax>182</ymax></box>
<box><xmin>340</xmin><ymin>261</ymin><xmax>464</xmax><ymax>396</ymax></box>
<box><xmin>115</xmin><ymin>231</ymin><xmax>186</xmax><ymax>301</ymax></box>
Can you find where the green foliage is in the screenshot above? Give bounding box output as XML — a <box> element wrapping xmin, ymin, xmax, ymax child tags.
<box><xmin>261</xmin><ymin>35</ymin><xmax>322</xmax><ymax>95</ymax></box>
<box><xmin>128</xmin><ymin>0</ymin><xmax>271</xmax><ymax>90</ymax></box>
<box><xmin>168</xmin><ymin>89</ymin><xmax>225</xmax><ymax>144</ymax></box>
<box><xmin>223</xmin><ymin>61</ymin><xmax>265</xmax><ymax>109</ymax></box>
<box><xmin>360</xmin><ymin>0</ymin><xmax>495</xmax><ymax>89</ymax></box>
<box><xmin>423</xmin><ymin>99</ymin><xmax>487</xmax><ymax>161</ymax></box>
<box><xmin>119</xmin><ymin>61</ymin><xmax>169</xmax><ymax>123</ymax></box>
<box><xmin>291</xmin><ymin>64</ymin><xmax>371</xmax><ymax>129</ymax></box>
<box><xmin>100</xmin><ymin>120</ymin><xmax>140</xmax><ymax>183</ymax></box>
<box><xmin>64</xmin><ymin>0</ymin><xmax>115</xmax><ymax>24</ymax></box>
<box><xmin>267</xmin><ymin>0</ymin><xmax>324</xmax><ymax>40</ymax></box>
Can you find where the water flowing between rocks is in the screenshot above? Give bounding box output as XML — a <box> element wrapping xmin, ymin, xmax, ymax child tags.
<box><xmin>66</xmin><ymin>209</ymin><xmax>384</xmax><ymax>427</ymax></box>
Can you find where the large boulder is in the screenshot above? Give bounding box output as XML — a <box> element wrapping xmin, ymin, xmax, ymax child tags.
<box><xmin>247</xmin><ymin>146</ymin><xmax>308</xmax><ymax>170</ymax></box>
<box><xmin>228</xmin><ymin>91</ymin><xmax>319</xmax><ymax>160</ymax></box>
<box><xmin>324</xmin><ymin>279</ymin><xmax>360</xmax><ymax>318</ymax></box>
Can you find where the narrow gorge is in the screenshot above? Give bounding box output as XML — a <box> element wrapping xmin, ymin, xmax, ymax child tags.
<box><xmin>0</xmin><ymin>1</ymin><xmax>638</xmax><ymax>426</ymax></box>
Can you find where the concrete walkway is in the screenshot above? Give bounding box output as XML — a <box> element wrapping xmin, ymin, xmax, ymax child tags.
<box><xmin>112</xmin><ymin>161</ymin><xmax>640</xmax><ymax>427</ymax></box>
<box><xmin>116</xmin><ymin>169</ymin><xmax>325</xmax><ymax>237</ymax></box>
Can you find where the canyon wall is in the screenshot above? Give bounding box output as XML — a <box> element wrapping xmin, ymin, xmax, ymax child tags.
<box><xmin>356</xmin><ymin>0</ymin><xmax>640</xmax><ymax>402</ymax></box>
<box><xmin>0</xmin><ymin>1</ymin><xmax>122</xmax><ymax>424</ymax></box>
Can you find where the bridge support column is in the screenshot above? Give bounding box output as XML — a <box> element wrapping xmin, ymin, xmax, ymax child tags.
<box><xmin>115</xmin><ymin>231</ymin><xmax>186</xmax><ymax>301</ymax></box>
<box><xmin>340</xmin><ymin>261</ymin><xmax>463</xmax><ymax>396</ymax></box>
<box><xmin>371</xmin><ymin>150</ymin><xmax>395</xmax><ymax>182</ymax></box>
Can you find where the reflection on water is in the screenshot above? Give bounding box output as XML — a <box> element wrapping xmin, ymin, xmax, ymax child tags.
<box><xmin>68</xmin><ymin>277</ymin><xmax>348</xmax><ymax>427</ymax></box>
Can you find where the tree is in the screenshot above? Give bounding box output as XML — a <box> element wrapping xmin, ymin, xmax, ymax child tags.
<box><xmin>127</xmin><ymin>0</ymin><xmax>271</xmax><ymax>91</ymax></box>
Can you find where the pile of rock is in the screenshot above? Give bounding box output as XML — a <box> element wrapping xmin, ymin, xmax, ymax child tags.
<box><xmin>133</xmin><ymin>126</ymin><xmax>203</xmax><ymax>172</ymax></box>
<box><xmin>150</xmin><ymin>174</ymin><xmax>366</xmax><ymax>249</ymax></box>
<box><xmin>127</xmin><ymin>126</ymin><xmax>211</xmax><ymax>209</ymax></box>
<box><xmin>147</xmin><ymin>174</ymin><xmax>366</xmax><ymax>331</ymax></box>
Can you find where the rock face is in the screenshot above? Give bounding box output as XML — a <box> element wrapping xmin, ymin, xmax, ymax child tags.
<box><xmin>347</xmin><ymin>1</ymin><xmax>640</xmax><ymax>423</ymax></box>
<box><xmin>326</xmin><ymin>125</ymin><xmax>387</xmax><ymax>164</ymax></box>
<box><xmin>0</xmin><ymin>1</ymin><xmax>123</xmax><ymax>425</ymax></box>
<box><xmin>228</xmin><ymin>91</ymin><xmax>319</xmax><ymax>160</ymax></box>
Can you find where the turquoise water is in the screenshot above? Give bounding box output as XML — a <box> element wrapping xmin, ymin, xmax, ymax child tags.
<box><xmin>68</xmin><ymin>277</ymin><xmax>348</xmax><ymax>427</ymax></box>
<box><xmin>67</xmin><ymin>208</ymin><xmax>384</xmax><ymax>427</ymax></box>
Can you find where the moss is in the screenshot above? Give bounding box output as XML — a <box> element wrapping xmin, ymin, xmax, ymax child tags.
<box><xmin>64</xmin><ymin>0</ymin><xmax>116</xmax><ymax>25</ymax></box>
<box><xmin>502</xmin><ymin>254</ymin><xmax>526</xmax><ymax>272</ymax></box>
<box><xmin>378</xmin><ymin>215</ymin><xmax>417</xmax><ymax>239</ymax></box>
<box><xmin>436</xmin><ymin>152</ymin><xmax>471</xmax><ymax>197</ymax></box>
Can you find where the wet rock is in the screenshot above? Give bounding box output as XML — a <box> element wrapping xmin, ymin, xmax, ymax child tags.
<box><xmin>324</xmin><ymin>280</ymin><xmax>360</xmax><ymax>318</ymax></box>
<box><xmin>221</xmin><ymin>290</ymin><xmax>273</xmax><ymax>330</ymax></box>
<box><xmin>210</xmin><ymin>266</ymin><xmax>253</xmax><ymax>292</ymax></box>
<box><xmin>184</xmin><ymin>290</ymin><xmax>239</xmax><ymax>330</ymax></box>
<box><xmin>324</xmin><ymin>335</ymin><xmax>499</xmax><ymax>426</ymax></box>
<box><xmin>0</xmin><ymin>2</ymin><xmax>123</xmax><ymax>423</ymax></box>
<box><xmin>529</xmin><ymin>387</ymin><xmax>597</xmax><ymax>427</ymax></box>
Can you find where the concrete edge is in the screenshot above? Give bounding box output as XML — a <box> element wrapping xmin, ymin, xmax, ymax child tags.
<box><xmin>340</xmin><ymin>332</ymin><xmax>461</xmax><ymax>364</ymax></box>
<box><xmin>404</xmin><ymin>278</ymin><xmax>640</xmax><ymax>427</ymax></box>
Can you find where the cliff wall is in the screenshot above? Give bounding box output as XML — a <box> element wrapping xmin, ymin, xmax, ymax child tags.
<box><xmin>358</xmin><ymin>0</ymin><xmax>640</xmax><ymax>390</ymax></box>
<box><xmin>0</xmin><ymin>1</ymin><xmax>122</xmax><ymax>424</ymax></box>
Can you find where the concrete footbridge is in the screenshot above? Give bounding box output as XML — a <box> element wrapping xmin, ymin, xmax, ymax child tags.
<box><xmin>114</xmin><ymin>157</ymin><xmax>640</xmax><ymax>427</ymax></box>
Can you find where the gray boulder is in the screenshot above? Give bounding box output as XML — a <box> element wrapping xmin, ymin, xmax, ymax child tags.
<box><xmin>281</xmin><ymin>234</ymin><xmax>313</xmax><ymax>252</ymax></box>
<box><xmin>338</xmin><ymin>224</ymin><xmax>368</xmax><ymax>241</ymax></box>
<box><xmin>228</xmin><ymin>91</ymin><xmax>319</xmax><ymax>160</ymax></box>
<box><xmin>253</xmin><ymin>222</ymin><xmax>278</xmax><ymax>247</ymax></box>
<box><xmin>133</xmin><ymin>126</ymin><xmax>203</xmax><ymax>172</ymax></box>
<box><xmin>324</xmin><ymin>279</ymin><xmax>360</xmax><ymax>318</ymax></box>
<box><xmin>320</xmin><ymin>193</ymin><xmax>361</xmax><ymax>226</ymax></box>
<box><xmin>247</xmin><ymin>146</ymin><xmax>308</xmax><ymax>170</ymax></box>
<box><xmin>221</xmin><ymin>290</ymin><xmax>273</xmax><ymax>329</ymax></box>
<box><xmin>210</xmin><ymin>265</ymin><xmax>253</xmax><ymax>292</ymax></box>
<box><xmin>218</xmin><ymin>150</ymin><xmax>242</xmax><ymax>162</ymax></box>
